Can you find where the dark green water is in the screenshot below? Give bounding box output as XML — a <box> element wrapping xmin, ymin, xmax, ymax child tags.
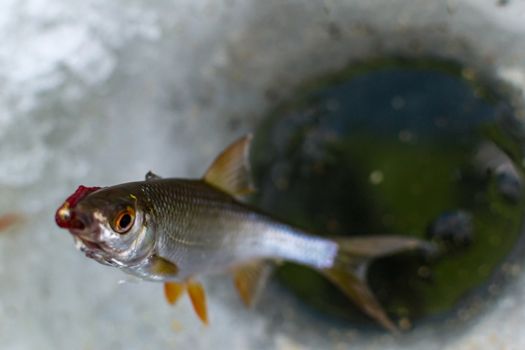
<box><xmin>251</xmin><ymin>59</ymin><xmax>525</xmax><ymax>331</ymax></box>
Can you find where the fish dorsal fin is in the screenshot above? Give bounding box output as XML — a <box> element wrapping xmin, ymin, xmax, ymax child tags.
<box><xmin>203</xmin><ymin>134</ymin><xmax>255</xmax><ymax>196</ymax></box>
<box><xmin>232</xmin><ymin>260</ymin><xmax>273</xmax><ymax>307</ymax></box>
<box><xmin>145</xmin><ymin>171</ymin><xmax>162</xmax><ymax>181</ymax></box>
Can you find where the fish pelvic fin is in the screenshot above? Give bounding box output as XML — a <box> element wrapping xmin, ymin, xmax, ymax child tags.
<box><xmin>163</xmin><ymin>279</ymin><xmax>209</xmax><ymax>325</ymax></box>
<box><xmin>164</xmin><ymin>282</ymin><xmax>186</xmax><ymax>304</ymax></box>
<box><xmin>321</xmin><ymin>236</ymin><xmax>434</xmax><ymax>333</ymax></box>
<box><xmin>232</xmin><ymin>260</ymin><xmax>273</xmax><ymax>308</ymax></box>
<box><xmin>203</xmin><ymin>134</ymin><xmax>255</xmax><ymax>197</ymax></box>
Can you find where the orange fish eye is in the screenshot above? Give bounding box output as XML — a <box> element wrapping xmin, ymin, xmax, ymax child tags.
<box><xmin>113</xmin><ymin>207</ymin><xmax>135</xmax><ymax>234</ymax></box>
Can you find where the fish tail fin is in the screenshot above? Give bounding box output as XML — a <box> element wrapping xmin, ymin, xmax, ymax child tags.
<box><xmin>320</xmin><ymin>236</ymin><xmax>433</xmax><ymax>333</ymax></box>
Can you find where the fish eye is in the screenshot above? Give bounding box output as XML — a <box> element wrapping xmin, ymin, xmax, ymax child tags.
<box><xmin>112</xmin><ymin>207</ymin><xmax>135</xmax><ymax>234</ymax></box>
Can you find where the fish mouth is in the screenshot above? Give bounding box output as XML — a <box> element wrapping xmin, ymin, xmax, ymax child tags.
<box><xmin>70</xmin><ymin>223</ymin><xmax>108</xmax><ymax>260</ymax></box>
<box><xmin>74</xmin><ymin>234</ymin><xmax>103</xmax><ymax>255</ymax></box>
<box><xmin>74</xmin><ymin>236</ymin><xmax>101</xmax><ymax>251</ymax></box>
<box><xmin>74</xmin><ymin>236</ymin><xmax>117</xmax><ymax>267</ymax></box>
<box><xmin>66</xmin><ymin>214</ymin><xmax>120</xmax><ymax>267</ymax></box>
<box><xmin>67</xmin><ymin>215</ymin><xmax>103</xmax><ymax>242</ymax></box>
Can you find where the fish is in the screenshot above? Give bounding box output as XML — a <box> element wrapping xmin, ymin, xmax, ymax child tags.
<box><xmin>55</xmin><ymin>134</ymin><xmax>432</xmax><ymax>331</ymax></box>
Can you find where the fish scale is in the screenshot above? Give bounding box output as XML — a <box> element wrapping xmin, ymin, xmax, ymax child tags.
<box><xmin>135</xmin><ymin>179</ymin><xmax>338</xmax><ymax>277</ymax></box>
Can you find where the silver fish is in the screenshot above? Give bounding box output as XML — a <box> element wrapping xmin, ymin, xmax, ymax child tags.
<box><xmin>56</xmin><ymin>134</ymin><xmax>430</xmax><ymax>331</ymax></box>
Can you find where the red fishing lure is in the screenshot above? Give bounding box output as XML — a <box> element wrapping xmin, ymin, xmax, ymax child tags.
<box><xmin>55</xmin><ymin>186</ymin><xmax>101</xmax><ymax>229</ymax></box>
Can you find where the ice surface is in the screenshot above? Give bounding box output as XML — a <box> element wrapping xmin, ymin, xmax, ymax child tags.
<box><xmin>1</xmin><ymin>0</ymin><xmax>525</xmax><ymax>349</ymax></box>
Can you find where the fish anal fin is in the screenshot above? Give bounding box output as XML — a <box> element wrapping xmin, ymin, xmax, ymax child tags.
<box><xmin>145</xmin><ymin>171</ymin><xmax>162</xmax><ymax>181</ymax></box>
<box><xmin>232</xmin><ymin>260</ymin><xmax>273</xmax><ymax>308</ymax></box>
<box><xmin>187</xmin><ymin>280</ymin><xmax>209</xmax><ymax>325</ymax></box>
<box><xmin>150</xmin><ymin>255</ymin><xmax>179</xmax><ymax>277</ymax></box>
<box><xmin>203</xmin><ymin>134</ymin><xmax>255</xmax><ymax>196</ymax></box>
<box><xmin>164</xmin><ymin>282</ymin><xmax>186</xmax><ymax>305</ymax></box>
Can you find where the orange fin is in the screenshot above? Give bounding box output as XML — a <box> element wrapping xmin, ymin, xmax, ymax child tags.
<box><xmin>164</xmin><ymin>282</ymin><xmax>186</xmax><ymax>305</ymax></box>
<box><xmin>0</xmin><ymin>213</ymin><xmax>21</xmax><ymax>232</ymax></box>
<box><xmin>232</xmin><ymin>261</ymin><xmax>272</xmax><ymax>307</ymax></box>
<box><xmin>187</xmin><ymin>280</ymin><xmax>209</xmax><ymax>325</ymax></box>
<box><xmin>203</xmin><ymin>134</ymin><xmax>255</xmax><ymax>196</ymax></box>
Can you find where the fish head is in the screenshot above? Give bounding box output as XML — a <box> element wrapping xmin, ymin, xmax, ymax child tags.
<box><xmin>55</xmin><ymin>185</ymin><xmax>155</xmax><ymax>267</ymax></box>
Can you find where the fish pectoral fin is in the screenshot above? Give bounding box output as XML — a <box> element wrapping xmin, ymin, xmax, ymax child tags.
<box><xmin>202</xmin><ymin>134</ymin><xmax>255</xmax><ymax>196</ymax></box>
<box><xmin>145</xmin><ymin>171</ymin><xmax>162</xmax><ymax>181</ymax></box>
<box><xmin>187</xmin><ymin>280</ymin><xmax>209</xmax><ymax>325</ymax></box>
<box><xmin>164</xmin><ymin>282</ymin><xmax>186</xmax><ymax>305</ymax></box>
<box><xmin>150</xmin><ymin>255</ymin><xmax>179</xmax><ymax>277</ymax></box>
<box><xmin>232</xmin><ymin>261</ymin><xmax>273</xmax><ymax>308</ymax></box>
